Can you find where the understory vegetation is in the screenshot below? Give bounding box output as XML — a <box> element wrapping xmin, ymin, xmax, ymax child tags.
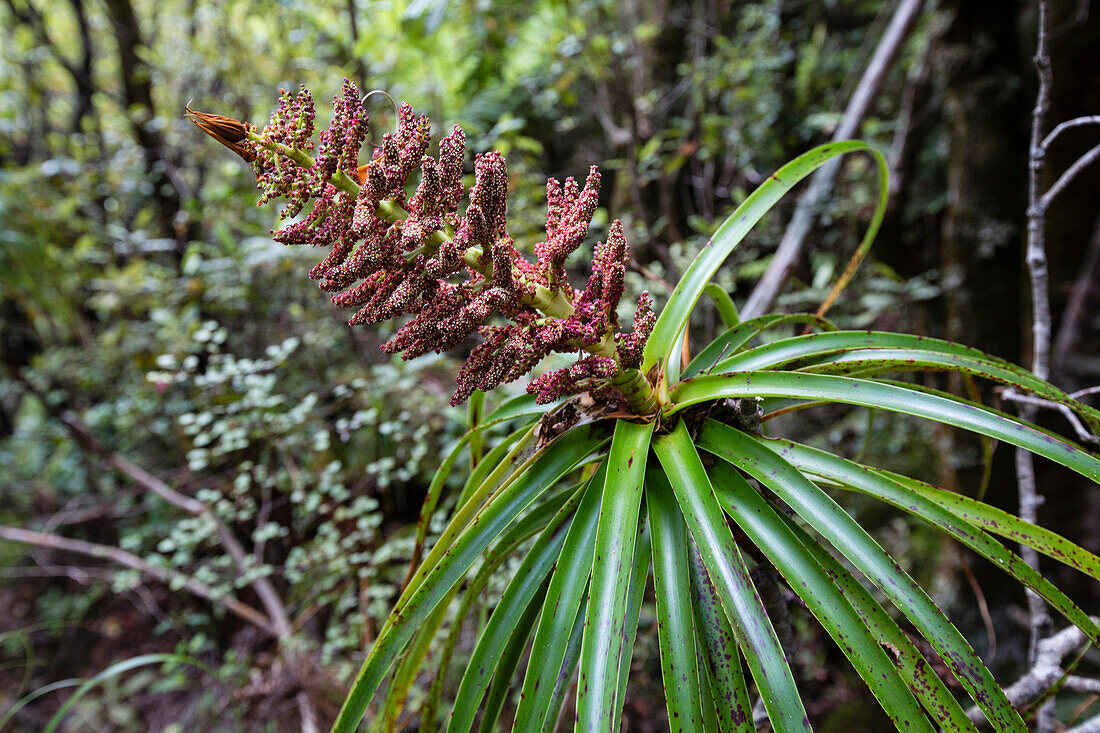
<box><xmin>2</xmin><ymin>1</ymin><xmax>1099</xmax><ymax>731</ymax></box>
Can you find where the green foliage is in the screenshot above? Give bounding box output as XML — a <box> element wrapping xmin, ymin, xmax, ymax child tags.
<box><xmin>332</xmin><ymin>147</ymin><xmax>1100</xmax><ymax>732</ymax></box>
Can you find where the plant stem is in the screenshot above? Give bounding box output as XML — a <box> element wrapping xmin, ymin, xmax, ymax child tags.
<box><xmin>1021</xmin><ymin>7</ymin><xmax>1055</xmax><ymax>732</ymax></box>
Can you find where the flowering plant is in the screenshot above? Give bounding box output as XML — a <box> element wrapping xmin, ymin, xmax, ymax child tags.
<box><xmin>189</xmin><ymin>81</ymin><xmax>656</xmax><ymax>412</ymax></box>
<box><xmin>191</xmin><ymin>81</ymin><xmax>1100</xmax><ymax>733</ymax></box>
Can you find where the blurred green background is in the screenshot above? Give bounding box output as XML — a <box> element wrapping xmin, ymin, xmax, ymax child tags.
<box><xmin>1</xmin><ymin>0</ymin><xmax>1098</xmax><ymax>729</ymax></box>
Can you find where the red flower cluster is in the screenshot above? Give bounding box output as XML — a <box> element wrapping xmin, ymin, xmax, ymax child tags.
<box><xmin>244</xmin><ymin>80</ymin><xmax>654</xmax><ymax>406</ymax></box>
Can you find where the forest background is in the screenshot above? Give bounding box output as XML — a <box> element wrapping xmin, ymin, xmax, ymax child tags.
<box><xmin>1</xmin><ymin>0</ymin><xmax>1099</xmax><ymax>730</ymax></box>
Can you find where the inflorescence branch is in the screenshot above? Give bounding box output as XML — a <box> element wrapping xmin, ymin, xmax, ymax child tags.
<box><xmin>187</xmin><ymin>80</ymin><xmax>658</xmax><ymax>413</ymax></box>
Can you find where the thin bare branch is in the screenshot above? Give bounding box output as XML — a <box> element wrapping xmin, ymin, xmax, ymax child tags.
<box><xmin>965</xmin><ymin>621</ymin><xmax>1099</xmax><ymax>726</ymax></box>
<box><xmin>1019</xmin><ymin>11</ymin><xmax>1055</xmax><ymax>720</ymax></box>
<box><xmin>0</xmin><ymin>525</ymin><xmax>276</xmax><ymax>634</ymax></box>
<box><xmin>1041</xmin><ymin>142</ymin><xmax>1100</xmax><ymax>210</ymax></box>
<box><xmin>54</xmin><ymin>411</ymin><xmax>295</xmax><ymax>639</ymax></box>
<box><xmin>1000</xmin><ymin>389</ymin><xmax>1099</xmax><ymax>444</ymax></box>
<box><xmin>1040</xmin><ymin>115</ymin><xmax>1100</xmax><ymax>151</ymax></box>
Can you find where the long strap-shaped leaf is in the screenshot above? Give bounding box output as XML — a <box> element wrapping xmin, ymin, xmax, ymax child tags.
<box><xmin>544</xmin><ymin>596</ymin><xmax>587</xmax><ymax>733</ymax></box>
<box><xmin>479</xmin><ymin>574</ymin><xmax>553</xmax><ymax>733</ymax></box>
<box><xmin>447</xmin><ymin>511</ymin><xmax>576</xmax><ymax>731</ymax></box>
<box><xmin>760</xmin><ymin>505</ymin><xmax>978</xmax><ymax>732</ymax></box>
<box><xmin>424</xmin><ymin>481</ymin><xmax>582</xmax><ymax>727</ymax></box>
<box><xmin>576</xmin><ymin>419</ymin><xmax>654</xmax><ymax>731</ymax></box>
<box><xmin>705</xmin><ymin>460</ymin><xmax>933</xmax><ymax>732</ymax></box>
<box><xmin>757</xmin><ymin>437</ymin><xmax>1100</xmax><ymax>644</ymax></box>
<box><xmin>696</xmin><ymin>422</ymin><xmax>1027</xmax><ymax>732</ymax></box>
<box><xmin>672</xmin><ymin>372</ymin><xmax>1100</xmax><ymax>482</ymax></box>
<box><xmin>710</xmin><ymin>330</ymin><xmax>1098</xmax><ymax>427</ymax></box>
<box><xmin>332</xmin><ymin>424</ymin><xmax>608</xmax><ymax>733</ymax></box>
<box><xmin>407</xmin><ymin>419</ymin><xmax>535</xmax><ymax>587</ymax></box>
<box><xmin>645</xmin><ymin>471</ymin><xmax>705</xmax><ymax>731</ymax></box>
<box><xmin>653</xmin><ymin>421</ymin><xmax>811</xmax><ymax>732</ymax></box>
<box><xmin>613</xmin><ymin>518</ymin><xmax>652</xmax><ymax>723</ymax></box>
<box><xmin>871</xmin><ymin>467</ymin><xmax>1100</xmax><ymax>580</ymax></box>
<box><xmin>688</xmin><ymin>540</ymin><xmax>754</xmax><ymax>733</ymax></box>
<box><xmin>515</xmin><ymin>467</ymin><xmax>607</xmax><ymax>732</ymax></box>
<box><xmin>643</xmin><ymin>141</ymin><xmax>887</xmax><ymax>377</ymax></box>
<box><xmin>684</xmin><ymin>314</ymin><xmax>838</xmax><ymax>379</ymax></box>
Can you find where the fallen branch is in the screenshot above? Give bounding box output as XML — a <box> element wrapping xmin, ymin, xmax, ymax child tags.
<box><xmin>55</xmin><ymin>411</ymin><xmax>295</xmax><ymax>639</ymax></box>
<box><xmin>0</xmin><ymin>525</ymin><xmax>275</xmax><ymax>634</ymax></box>
<box><xmin>740</xmin><ymin>0</ymin><xmax>924</xmax><ymax>319</ymax></box>
<box><xmin>9</xmin><ymin>371</ymin><xmax>320</xmax><ymax>733</ymax></box>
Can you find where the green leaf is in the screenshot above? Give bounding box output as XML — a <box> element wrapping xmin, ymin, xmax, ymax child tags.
<box><xmin>514</xmin><ymin>466</ymin><xmax>607</xmax><ymax>732</ymax></box>
<box><xmin>332</xmin><ymin>424</ymin><xmax>608</xmax><ymax>733</ymax></box>
<box><xmin>672</xmin><ymin>371</ymin><xmax>1100</xmax><ymax>482</ymax></box>
<box><xmin>576</xmin><ymin>419</ymin><xmax>655</xmax><ymax>731</ymax></box>
<box><xmin>871</xmin><ymin>468</ymin><xmax>1100</xmax><ymax>581</ymax></box>
<box><xmin>542</xmin><ymin>594</ymin><xmax>586</xmax><ymax>733</ymax></box>
<box><xmin>685</xmin><ymin>314</ymin><xmax>838</xmax><ymax>380</ymax></box>
<box><xmin>704</xmin><ymin>283</ymin><xmax>741</xmax><ymax>328</ymax></box>
<box><xmin>478</xmin><ymin>574</ymin><xmax>552</xmax><ymax>733</ymax></box>
<box><xmin>762</xmin><ymin>502</ymin><xmax>978</xmax><ymax>732</ymax></box>
<box><xmin>614</xmin><ymin>518</ymin><xmax>652</xmax><ymax>722</ymax></box>
<box><xmin>447</xmin><ymin>511</ymin><xmax>575</xmax><ymax>731</ymax></box>
<box><xmin>653</xmin><ymin>421</ymin><xmax>810</xmax><ymax>732</ymax></box>
<box><xmin>706</xmin><ymin>461</ymin><xmax>935</xmax><ymax>732</ymax></box>
<box><xmin>696</xmin><ymin>421</ymin><xmax>1027</xmax><ymax>732</ymax></box>
<box><xmin>456</xmin><ymin>422</ymin><xmax>540</xmax><ymax>514</ymax></box>
<box><xmin>643</xmin><ymin>141</ymin><xmax>887</xmax><ymax>379</ymax></box>
<box><xmin>712</xmin><ymin>331</ymin><xmax>1098</xmax><ymax>427</ymax></box>
<box><xmin>688</xmin><ymin>540</ymin><xmax>754</xmax><ymax>733</ymax></box>
<box><xmin>760</xmin><ymin>437</ymin><xmax>1100</xmax><ymax>645</ymax></box>
<box><xmin>425</xmin><ymin>481</ymin><xmax>583</xmax><ymax>728</ymax></box>
<box><xmin>646</xmin><ymin>472</ymin><xmax>705</xmax><ymax>731</ymax></box>
<box><xmin>411</xmin><ymin>421</ymin><xmax>536</xmax><ymax>586</ymax></box>
<box><xmin>44</xmin><ymin>654</ymin><xmax>211</xmax><ymax>733</ymax></box>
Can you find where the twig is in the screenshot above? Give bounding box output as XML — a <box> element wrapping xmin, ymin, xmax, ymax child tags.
<box><xmin>1000</xmin><ymin>389</ymin><xmax>1100</xmax><ymax>444</ymax></box>
<box><xmin>55</xmin><ymin>411</ymin><xmax>295</xmax><ymax>639</ymax></box>
<box><xmin>1041</xmin><ymin>142</ymin><xmax>1100</xmax><ymax>210</ymax></box>
<box><xmin>741</xmin><ymin>0</ymin><xmax>924</xmax><ymax>319</ymax></box>
<box><xmin>0</xmin><ymin>525</ymin><xmax>275</xmax><ymax>634</ymax></box>
<box><xmin>10</xmin><ymin>374</ymin><xmax>320</xmax><ymax>733</ymax></box>
<box><xmin>1019</xmin><ymin>12</ymin><xmax>1056</xmax><ymax>725</ymax></box>
<box><xmin>964</xmin><ymin>621</ymin><xmax>1098</xmax><ymax>726</ymax></box>
<box><xmin>1040</xmin><ymin>115</ymin><xmax>1100</xmax><ymax>152</ymax></box>
<box><xmin>1071</xmin><ymin>386</ymin><xmax>1100</xmax><ymax>400</ymax></box>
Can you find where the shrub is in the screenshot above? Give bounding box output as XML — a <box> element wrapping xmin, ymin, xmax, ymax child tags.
<box><xmin>191</xmin><ymin>80</ymin><xmax>1100</xmax><ymax>732</ymax></box>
